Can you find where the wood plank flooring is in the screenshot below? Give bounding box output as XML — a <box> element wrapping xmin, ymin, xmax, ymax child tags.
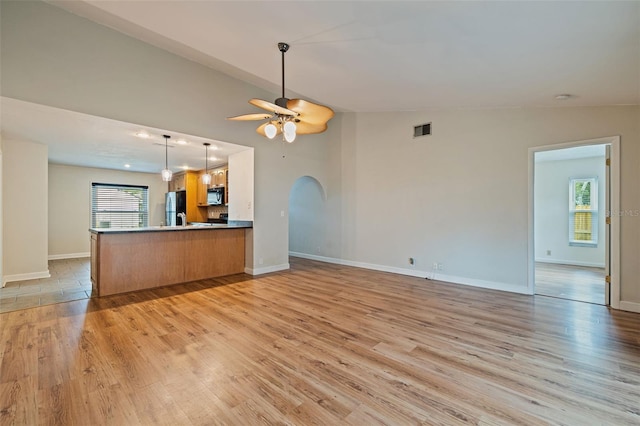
<box><xmin>1</xmin><ymin>257</ymin><xmax>639</xmax><ymax>425</ymax></box>
<box><xmin>535</xmin><ymin>262</ymin><xmax>605</xmax><ymax>305</ymax></box>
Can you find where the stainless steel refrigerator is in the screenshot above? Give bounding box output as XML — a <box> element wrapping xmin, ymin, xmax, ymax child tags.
<box><xmin>165</xmin><ymin>191</ymin><xmax>186</xmax><ymax>226</ymax></box>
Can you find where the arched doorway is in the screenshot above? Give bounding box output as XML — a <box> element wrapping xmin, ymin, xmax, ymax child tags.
<box><xmin>288</xmin><ymin>176</ymin><xmax>327</xmax><ymax>260</ymax></box>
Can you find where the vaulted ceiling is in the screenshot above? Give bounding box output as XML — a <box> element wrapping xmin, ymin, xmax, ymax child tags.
<box><xmin>3</xmin><ymin>1</ymin><xmax>638</xmax><ymax>173</ymax></box>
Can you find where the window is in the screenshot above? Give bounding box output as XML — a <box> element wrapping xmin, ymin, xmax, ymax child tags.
<box><xmin>569</xmin><ymin>177</ymin><xmax>597</xmax><ymax>247</ymax></box>
<box><xmin>91</xmin><ymin>183</ymin><xmax>149</xmax><ymax>228</ymax></box>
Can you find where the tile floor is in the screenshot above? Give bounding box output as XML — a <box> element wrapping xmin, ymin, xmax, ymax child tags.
<box><xmin>0</xmin><ymin>258</ymin><xmax>93</xmax><ymax>313</ymax></box>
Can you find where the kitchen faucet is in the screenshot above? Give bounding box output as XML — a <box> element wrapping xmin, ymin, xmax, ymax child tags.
<box><xmin>177</xmin><ymin>212</ymin><xmax>186</xmax><ymax>227</ymax></box>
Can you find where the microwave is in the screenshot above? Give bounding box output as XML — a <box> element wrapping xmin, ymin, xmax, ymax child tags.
<box><xmin>207</xmin><ymin>187</ymin><xmax>224</xmax><ymax>205</ymax></box>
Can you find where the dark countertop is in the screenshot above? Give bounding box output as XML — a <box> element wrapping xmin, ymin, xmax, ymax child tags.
<box><xmin>89</xmin><ymin>221</ymin><xmax>252</xmax><ymax>234</ymax></box>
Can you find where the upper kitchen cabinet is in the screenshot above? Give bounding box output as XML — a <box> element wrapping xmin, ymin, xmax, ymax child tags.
<box><xmin>168</xmin><ymin>172</ymin><xmax>186</xmax><ymax>192</ymax></box>
<box><xmin>197</xmin><ymin>166</ymin><xmax>228</xmax><ymax>207</ymax></box>
<box><xmin>212</xmin><ymin>167</ymin><xmax>227</xmax><ymax>188</ymax></box>
<box><xmin>196</xmin><ymin>170</ymin><xmax>209</xmax><ymax>206</ymax></box>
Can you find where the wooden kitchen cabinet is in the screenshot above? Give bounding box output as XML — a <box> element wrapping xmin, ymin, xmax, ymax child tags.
<box><xmin>170</xmin><ymin>171</ymin><xmax>206</xmax><ymax>222</ymax></box>
<box><xmin>212</xmin><ymin>167</ymin><xmax>227</xmax><ymax>187</ymax></box>
<box><xmin>90</xmin><ymin>227</ymin><xmax>248</xmax><ymax>297</ymax></box>
<box><xmin>196</xmin><ymin>170</ymin><xmax>209</xmax><ymax>206</ymax></box>
<box><xmin>168</xmin><ymin>172</ymin><xmax>186</xmax><ymax>192</ymax></box>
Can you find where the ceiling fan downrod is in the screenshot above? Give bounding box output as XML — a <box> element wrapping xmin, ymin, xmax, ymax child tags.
<box><xmin>276</xmin><ymin>42</ymin><xmax>290</xmax><ymax>108</ymax></box>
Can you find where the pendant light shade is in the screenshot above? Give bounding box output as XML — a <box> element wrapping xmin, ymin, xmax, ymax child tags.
<box><xmin>283</xmin><ymin>119</ymin><xmax>296</xmax><ymax>143</ymax></box>
<box><xmin>202</xmin><ymin>143</ymin><xmax>211</xmax><ymax>185</ymax></box>
<box><xmin>161</xmin><ymin>134</ymin><xmax>172</xmax><ymax>182</ymax></box>
<box><xmin>264</xmin><ymin>123</ymin><xmax>277</xmax><ymax>139</ymax></box>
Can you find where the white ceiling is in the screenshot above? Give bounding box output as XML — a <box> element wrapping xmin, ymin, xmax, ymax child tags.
<box><xmin>1</xmin><ymin>97</ymin><xmax>250</xmax><ymax>173</ymax></box>
<box><xmin>2</xmin><ymin>1</ymin><xmax>638</xmax><ymax>174</ymax></box>
<box><xmin>535</xmin><ymin>144</ymin><xmax>606</xmax><ymax>163</ymax></box>
<box><xmin>51</xmin><ymin>0</ymin><xmax>640</xmax><ymax>111</ymax></box>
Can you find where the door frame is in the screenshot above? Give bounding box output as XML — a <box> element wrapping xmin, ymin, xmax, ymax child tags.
<box><xmin>528</xmin><ymin>136</ymin><xmax>620</xmax><ymax>308</ymax></box>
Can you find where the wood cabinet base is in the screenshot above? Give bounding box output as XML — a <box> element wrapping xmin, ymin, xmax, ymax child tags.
<box><xmin>91</xmin><ymin>229</ymin><xmax>245</xmax><ymax>297</ymax></box>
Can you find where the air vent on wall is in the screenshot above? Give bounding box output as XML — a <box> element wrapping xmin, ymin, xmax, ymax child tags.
<box><xmin>413</xmin><ymin>123</ymin><xmax>431</xmax><ymax>138</ymax></box>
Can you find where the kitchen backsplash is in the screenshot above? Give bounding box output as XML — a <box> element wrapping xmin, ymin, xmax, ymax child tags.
<box><xmin>208</xmin><ymin>205</ymin><xmax>228</xmax><ymax>218</ymax></box>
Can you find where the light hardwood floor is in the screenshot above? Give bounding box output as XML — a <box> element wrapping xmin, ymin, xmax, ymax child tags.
<box><xmin>1</xmin><ymin>257</ymin><xmax>639</xmax><ymax>425</ymax></box>
<box><xmin>535</xmin><ymin>262</ymin><xmax>605</xmax><ymax>305</ymax></box>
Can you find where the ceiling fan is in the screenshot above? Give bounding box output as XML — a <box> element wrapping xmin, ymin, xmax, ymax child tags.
<box><xmin>227</xmin><ymin>42</ymin><xmax>334</xmax><ymax>143</ymax></box>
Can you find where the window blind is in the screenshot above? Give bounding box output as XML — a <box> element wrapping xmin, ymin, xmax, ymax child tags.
<box><xmin>91</xmin><ymin>183</ymin><xmax>149</xmax><ymax>229</ymax></box>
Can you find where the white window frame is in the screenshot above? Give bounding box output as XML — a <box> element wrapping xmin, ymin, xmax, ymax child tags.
<box><xmin>568</xmin><ymin>177</ymin><xmax>598</xmax><ymax>247</ymax></box>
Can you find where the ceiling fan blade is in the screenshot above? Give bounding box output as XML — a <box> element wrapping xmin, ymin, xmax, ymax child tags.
<box><xmin>286</xmin><ymin>99</ymin><xmax>334</xmax><ymax>125</ymax></box>
<box><xmin>256</xmin><ymin>121</ymin><xmax>282</xmax><ymax>137</ymax></box>
<box><xmin>249</xmin><ymin>98</ymin><xmax>298</xmax><ymax>117</ymax></box>
<box><xmin>227</xmin><ymin>113</ymin><xmax>272</xmax><ymax>121</ymax></box>
<box><xmin>295</xmin><ymin>121</ymin><xmax>328</xmax><ymax>135</ymax></box>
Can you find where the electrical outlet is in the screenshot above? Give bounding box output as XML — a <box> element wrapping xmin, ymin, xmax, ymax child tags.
<box><xmin>546</xmin><ymin>250</ymin><xmax>551</xmax><ymax>255</ymax></box>
<box><xmin>409</xmin><ymin>257</ymin><xmax>415</xmax><ymax>265</ymax></box>
<box><xmin>432</xmin><ymin>262</ymin><xmax>438</xmax><ymax>270</ymax></box>
<box><xmin>437</xmin><ymin>263</ymin><xmax>443</xmax><ymax>271</ymax></box>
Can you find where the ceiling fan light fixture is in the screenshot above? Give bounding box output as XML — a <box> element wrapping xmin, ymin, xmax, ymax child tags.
<box><xmin>284</xmin><ymin>130</ymin><xmax>296</xmax><ymax>143</ymax></box>
<box><xmin>265</xmin><ymin>123</ymin><xmax>277</xmax><ymax>139</ymax></box>
<box><xmin>283</xmin><ymin>120</ymin><xmax>296</xmax><ymax>134</ymax></box>
<box><xmin>227</xmin><ymin>42</ymin><xmax>334</xmax><ymax>142</ymax></box>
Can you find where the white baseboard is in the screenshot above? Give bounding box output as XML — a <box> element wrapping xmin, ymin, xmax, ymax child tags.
<box><xmin>289</xmin><ymin>252</ymin><xmax>530</xmax><ymax>295</ymax></box>
<box><xmin>430</xmin><ymin>272</ymin><xmax>531</xmax><ymax>295</ymax></box>
<box><xmin>2</xmin><ymin>270</ymin><xmax>51</xmax><ymax>287</ymax></box>
<box><xmin>619</xmin><ymin>301</ymin><xmax>640</xmax><ymax>314</ymax></box>
<box><xmin>48</xmin><ymin>252</ymin><xmax>90</xmax><ymax>260</ymax></box>
<box><xmin>535</xmin><ymin>258</ymin><xmax>605</xmax><ymax>268</ymax></box>
<box><xmin>245</xmin><ymin>263</ymin><xmax>290</xmax><ymax>276</ymax></box>
<box><xmin>290</xmin><ymin>252</ymin><xmax>428</xmax><ymax>278</ymax></box>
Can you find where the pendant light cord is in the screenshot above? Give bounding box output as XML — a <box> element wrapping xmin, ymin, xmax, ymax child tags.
<box><xmin>164</xmin><ymin>135</ymin><xmax>170</xmax><ymax>169</ymax></box>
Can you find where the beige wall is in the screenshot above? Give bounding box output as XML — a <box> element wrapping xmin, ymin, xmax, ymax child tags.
<box><xmin>228</xmin><ymin>149</ymin><xmax>254</xmax><ymax>221</ymax></box>
<box><xmin>48</xmin><ymin>164</ymin><xmax>167</xmax><ymax>258</ymax></box>
<box><xmin>2</xmin><ymin>139</ymin><xmax>49</xmax><ymax>281</ymax></box>
<box><xmin>331</xmin><ymin>106</ymin><xmax>639</xmax><ymax>305</ymax></box>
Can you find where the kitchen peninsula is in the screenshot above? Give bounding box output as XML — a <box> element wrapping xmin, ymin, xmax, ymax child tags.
<box><xmin>90</xmin><ymin>223</ymin><xmax>251</xmax><ymax>297</ymax></box>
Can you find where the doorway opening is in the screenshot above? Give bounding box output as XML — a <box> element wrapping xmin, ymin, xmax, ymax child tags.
<box><xmin>530</xmin><ymin>137</ymin><xmax>620</xmax><ymax>307</ymax></box>
<box><xmin>288</xmin><ymin>176</ymin><xmax>327</xmax><ymax>261</ymax></box>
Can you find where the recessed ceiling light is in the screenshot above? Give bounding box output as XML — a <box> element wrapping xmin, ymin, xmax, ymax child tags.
<box><xmin>181</xmin><ymin>165</ymin><xmax>190</xmax><ymax>170</ymax></box>
<box><xmin>124</xmin><ymin>164</ymin><xmax>131</xmax><ymax>168</ymax></box>
<box><xmin>176</xmin><ymin>139</ymin><xmax>188</xmax><ymax>145</ymax></box>
<box><xmin>554</xmin><ymin>94</ymin><xmax>573</xmax><ymax>100</ymax></box>
<box><xmin>135</xmin><ymin>130</ymin><xmax>151</xmax><ymax>138</ymax></box>
<box><xmin>209</xmin><ymin>156</ymin><xmax>218</xmax><ymax>162</ymax></box>
<box><xmin>209</xmin><ymin>145</ymin><xmax>219</xmax><ymax>150</ymax></box>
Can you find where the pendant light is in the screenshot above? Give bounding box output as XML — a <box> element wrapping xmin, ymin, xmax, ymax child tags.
<box><xmin>161</xmin><ymin>134</ymin><xmax>172</xmax><ymax>182</ymax></box>
<box><xmin>202</xmin><ymin>143</ymin><xmax>211</xmax><ymax>185</ymax></box>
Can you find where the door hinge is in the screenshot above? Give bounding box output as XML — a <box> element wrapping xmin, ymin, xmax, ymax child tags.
<box><xmin>606</xmin><ymin>158</ymin><xmax>611</xmax><ymax>166</ymax></box>
<box><xmin>606</xmin><ymin>217</ymin><xmax>611</xmax><ymax>225</ymax></box>
<box><xmin>605</xmin><ymin>275</ymin><xmax>611</xmax><ymax>283</ymax></box>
